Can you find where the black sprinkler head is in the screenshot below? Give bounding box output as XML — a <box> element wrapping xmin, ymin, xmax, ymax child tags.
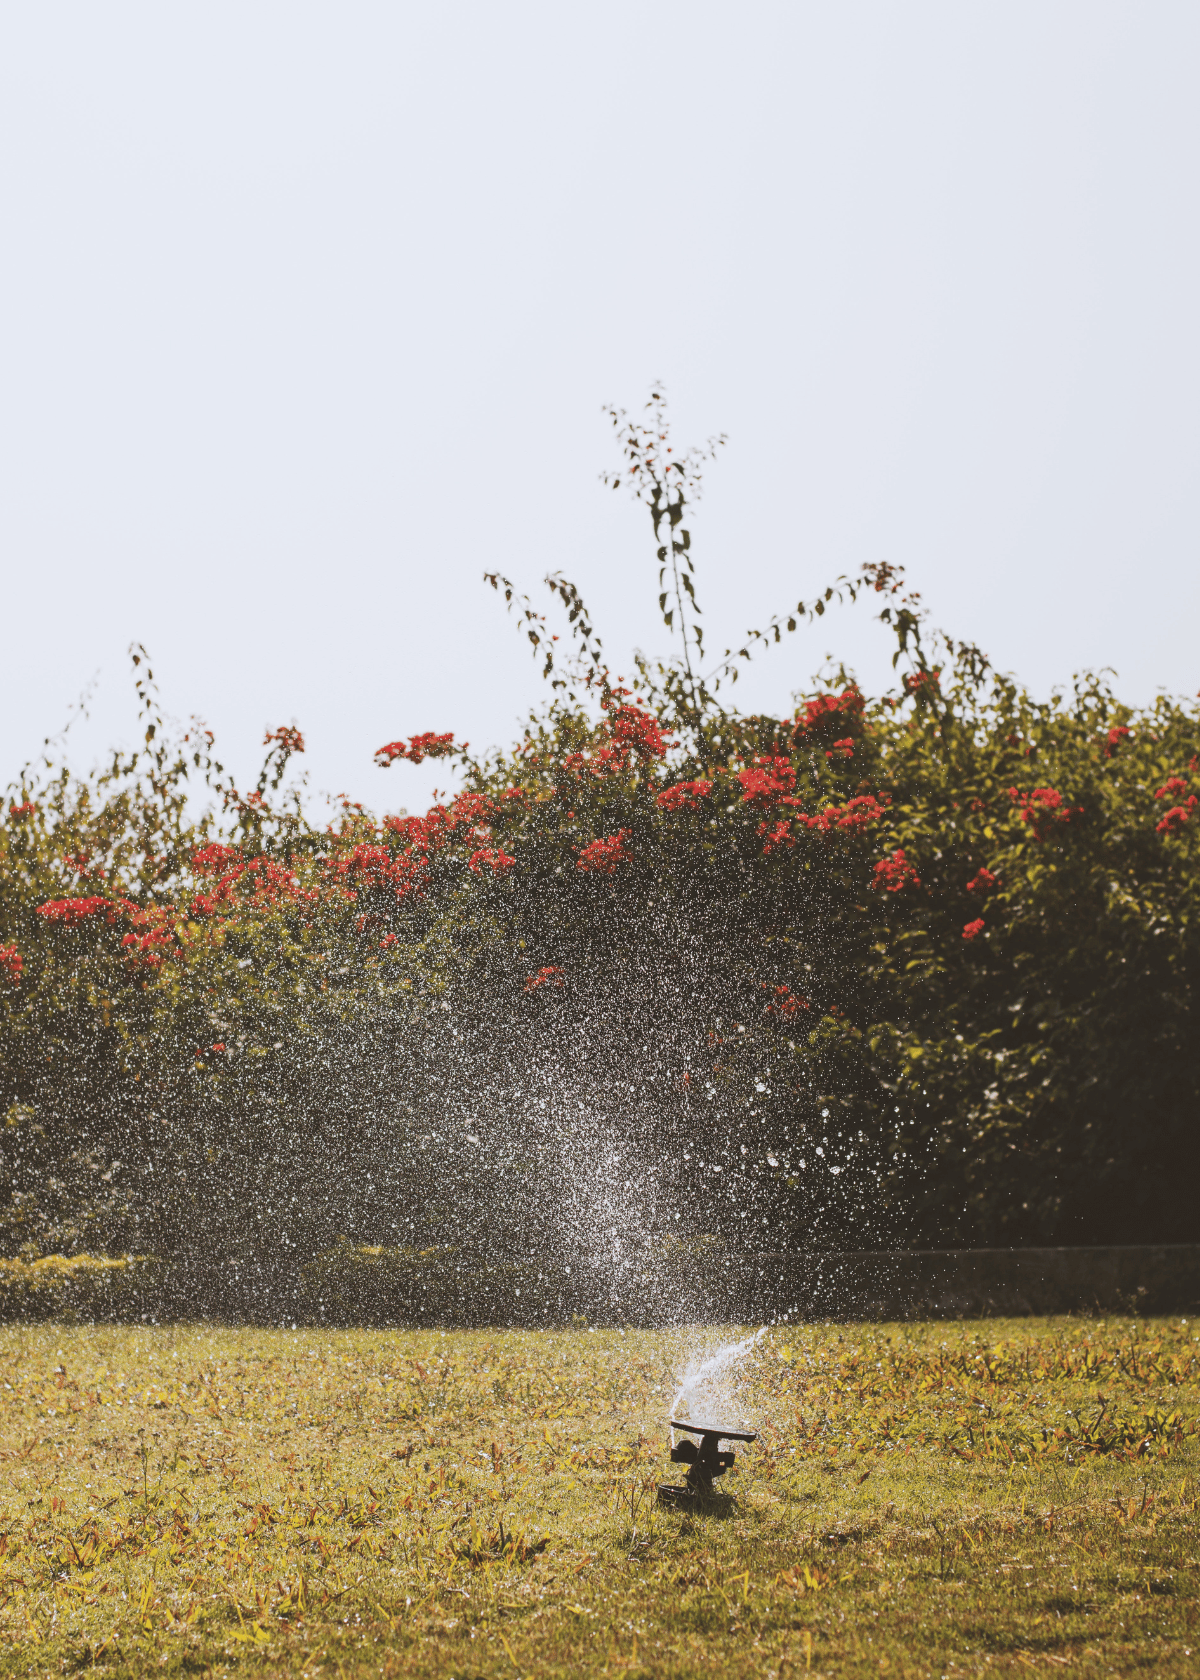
<box><xmin>657</xmin><ymin>1419</ymin><xmax>757</xmax><ymax>1509</ymax></box>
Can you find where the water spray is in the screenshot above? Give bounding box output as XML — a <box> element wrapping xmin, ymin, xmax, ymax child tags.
<box><xmin>656</xmin><ymin>1325</ymin><xmax>767</xmax><ymax>1509</ymax></box>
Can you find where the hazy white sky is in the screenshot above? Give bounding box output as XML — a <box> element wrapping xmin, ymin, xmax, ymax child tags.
<box><xmin>2</xmin><ymin>2</ymin><xmax>1197</xmax><ymax>816</ymax></box>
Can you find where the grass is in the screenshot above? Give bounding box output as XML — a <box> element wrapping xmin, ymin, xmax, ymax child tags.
<box><xmin>0</xmin><ymin>1316</ymin><xmax>1196</xmax><ymax>1678</ymax></box>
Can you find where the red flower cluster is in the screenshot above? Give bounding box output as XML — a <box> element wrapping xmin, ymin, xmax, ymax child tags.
<box><xmin>794</xmin><ymin>686</ymin><xmax>865</xmax><ymax>736</ymax></box>
<box><xmin>966</xmin><ymin>867</ymin><xmax>998</xmax><ymax>893</ymax></box>
<box><xmin>0</xmin><ymin>944</ymin><xmax>22</xmax><ymax>983</ymax></box>
<box><xmin>379</xmin><ymin>932</ymin><xmax>398</xmax><ymax>949</ymax></box>
<box><xmin>963</xmin><ymin>918</ymin><xmax>985</xmax><ymax>941</ymax></box>
<box><xmin>1155</xmin><ymin>777</ymin><xmax>1190</xmax><ymax>801</ymax></box>
<box><xmin>524</xmin><ymin>966</ymin><xmax>564</xmax><ymax>992</ymax></box>
<box><xmin>738</xmin><ymin>757</ymin><xmax>796</xmax><ymax>802</ymax></box>
<box><xmin>1104</xmin><ymin>725</ymin><xmax>1131</xmax><ymax>757</ymax></box>
<box><xmin>121</xmin><ymin>919</ymin><xmax>177</xmax><ymax>968</ymax></box>
<box><xmin>36</xmin><ymin>896</ymin><xmax>128</xmax><ymax>926</ymax></box>
<box><xmin>1157</xmin><ymin>797</ymin><xmax>1196</xmax><ymax>835</ymax></box>
<box><xmin>576</xmin><ymin>830</ymin><xmax>632</xmax><ymax>873</ymax></box>
<box><xmin>872</xmin><ymin>849</ymin><xmax>920</xmax><ymax>893</ymax></box>
<box><xmin>802</xmin><ymin>794</ymin><xmax>886</xmax><ymax>835</ymax></box>
<box><xmin>903</xmin><ymin>668</ymin><xmax>941</xmax><ymax>698</ymax></box>
<box><xmin>757</xmin><ymin>792</ymin><xmax>887</xmax><ymax>854</ymax></box>
<box><xmin>656</xmin><ymin>779</ymin><xmax>713</xmax><ymax>811</ymax></box>
<box><xmin>825</xmin><ymin>737</ymin><xmax>855</xmax><ymax>762</ymax></box>
<box><xmin>192</xmin><ymin>844</ymin><xmax>242</xmax><ymax>874</ymax></box>
<box><xmin>763</xmin><ymin>983</ymin><xmax>809</xmax><ymax>1017</ymax></box>
<box><xmin>8</xmin><ymin>802</ymin><xmax>35</xmax><ymax>818</ymax></box>
<box><xmin>608</xmin><ymin>703</ymin><xmax>672</xmax><ymax>760</ymax></box>
<box><xmin>758</xmin><ymin>820</ymin><xmax>795</xmax><ymax>855</ymax></box>
<box><xmin>374</xmin><ymin>732</ymin><xmax>458</xmax><ymax>767</ymax></box>
<box><xmin>264</xmin><ymin>726</ymin><xmax>306</xmax><ymax>753</ymax></box>
<box><xmin>468</xmin><ymin>847</ymin><xmax>517</xmax><ymax>875</ymax></box>
<box><xmin>191</xmin><ymin>854</ymin><xmax>305</xmax><ymax>916</ymax></box>
<box><xmin>1009</xmin><ymin>786</ymin><xmax>1081</xmax><ymax>840</ymax></box>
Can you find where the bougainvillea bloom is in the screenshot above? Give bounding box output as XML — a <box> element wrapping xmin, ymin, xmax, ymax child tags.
<box><xmin>374</xmin><ymin>732</ymin><xmax>457</xmax><ymax>767</ymax></box>
<box><xmin>824</xmin><ymin>737</ymin><xmax>855</xmax><ymax>761</ymax></box>
<box><xmin>0</xmin><ymin>945</ymin><xmax>22</xmax><ymax>983</ymax></box>
<box><xmin>903</xmin><ymin>668</ymin><xmax>941</xmax><ymax>697</ymax></box>
<box><xmin>1157</xmin><ymin>797</ymin><xmax>1196</xmax><ymax>834</ymax></box>
<box><xmin>8</xmin><ymin>802</ymin><xmax>35</xmax><ymax>818</ymax></box>
<box><xmin>524</xmin><ymin>966</ymin><xmax>565</xmax><ymax>992</ymax></box>
<box><xmin>576</xmin><ymin>830</ymin><xmax>632</xmax><ymax>873</ymax></box>
<box><xmin>763</xmin><ymin>983</ymin><xmax>809</xmax><ymax>1016</ymax></box>
<box><xmin>1155</xmin><ymin>777</ymin><xmax>1190</xmax><ymax>801</ymax></box>
<box><xmin>379</xmin><ymin>932</ymin><xmax>398</xmax><ymax>949</ymax></box>
<box><xmin>872</xmin><ymin>849</ymin><xmax>920</xmax><ymax>892</ymax></box>
<box><xmin>966</xmin><ymin>867</ymin><xmax>998</xmax><ymax>893</ymax></box>
<box><xmin>36</xmin><ymin>896</ymin><xmax>127</xmax><ymax>926</ymax></box>
<box><xmin>121</xmin><ymin>926</ymin><xmax>176</xmax><ymax>967</ymax></box>
<box><xmin>1009</xmin><ymin>786</ymin><xmax>1081</xmax><ymax>840</ymax></box>
<box><xmin>794</xmin><ymin>686</ymin><xmax>865</xmax><ymax>735</ymax></box>
<box><xmin>738</xmin><ymin>757</ymin><xmax>796</xmax><ymax>802</ymax></box>
<box><xmin>468</xmin><ymin>847</ymin><xmax>517</xmax><ymax>874</ymax></box>
<box><xmin>1104</xmin><ymin>725</ymin><xmax>1131</xmax><ymax>756</ymax></box>
<box><xmin>656</xmin><ymin>779</ymin><xmax>714</xmax><ymax>811</ymax></box>
<box><xmin>802</xmin><ymin>794</ymin><xmax>886</xmax><ymax>835</ymax></box>
<box><xmin>963</xmin><ymin>918</ymin><xmax>985</xmax><ymax>940</ymax></box>
<box><xmin>608</xmin><ymin>704</ymin><xmax>672</xmax><ymax>760</ymax></box>
<box><xmin>263</xmin><ymin>725</ymin><xmax>305</xmax><ymax>753</ymax></box>
<box><xmin>758</xmin><ymin>819</ymin><xmax>795</xmax><ymax>855</ymax></box>
<box><xmin>192</xmin><ymin>844</ymin><xmax>242</xmax><ymax>873</ymax></box>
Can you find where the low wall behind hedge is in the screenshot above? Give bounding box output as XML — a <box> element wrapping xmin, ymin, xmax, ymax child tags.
<box><xmin>2</xmin><ymin>1244</ymin><xmax>1197</xmax><ymax>1326</ymax></box>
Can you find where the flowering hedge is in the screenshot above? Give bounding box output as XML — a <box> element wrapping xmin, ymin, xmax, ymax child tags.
<box><xmin>2</xmin><ymin>400</ymin><xmax>1198</xmax><ymax>1298</ymax></box>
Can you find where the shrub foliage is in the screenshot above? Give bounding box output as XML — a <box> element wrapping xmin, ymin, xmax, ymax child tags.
<box><xmin>2</xmin><ymin>393</ymin><xmax>1197</xmax><ymax>1299</ymax></box>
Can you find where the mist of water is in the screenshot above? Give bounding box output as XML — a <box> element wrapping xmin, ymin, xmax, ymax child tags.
<box><xmin>668</xmin><ymin>1324</ymin><xmax>769</xmax><ymax>1444</ymax></box>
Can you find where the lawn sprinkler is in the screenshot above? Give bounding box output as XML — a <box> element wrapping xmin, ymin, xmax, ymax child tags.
<box><xmin>657</xmin><ymin>1419</ymin><xmax>757</xmax><ymax>1510</ymax></box>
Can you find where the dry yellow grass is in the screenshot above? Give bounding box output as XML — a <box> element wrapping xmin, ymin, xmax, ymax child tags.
<box><xmin>0</xmin><ymin>1317</ymin><xmax>1196</xmax><ymax>1677</ymax></box>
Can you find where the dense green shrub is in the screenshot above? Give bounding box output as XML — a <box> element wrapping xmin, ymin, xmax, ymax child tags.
<box><xmin>1</xmin><ymin>396</ymin><xmax>1196</xmax><ymax>1303</ymax></box>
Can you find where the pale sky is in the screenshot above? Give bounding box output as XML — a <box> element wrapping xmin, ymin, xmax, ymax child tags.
<box><xmin>2</xmin><ymin>3</ymin><xmax>1197</xmax><ymax>817</ymax></box>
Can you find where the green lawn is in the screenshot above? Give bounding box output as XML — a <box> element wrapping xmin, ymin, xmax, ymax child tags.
<box><xmin>0</xmin><ymin>1317</ymin><xmax>1196</xmax><ymax>1678</ymax></box>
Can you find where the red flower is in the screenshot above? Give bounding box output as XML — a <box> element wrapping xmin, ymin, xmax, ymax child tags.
<box><xmin>380</xmin><ymin>933</ymin><xmax>398</xmax><ymax>949</ymax></box>
<box><xmin>872</xmin><ymin>849</ymin><xmax>920</xmax><ymax>893</ymax></box>
<box><xmin>607</xmin><ymin>704</ymin><xmax>672</xmax><ymax>761</ymax></box>
<box><xmin>576</xmin><ymin>830</ymin><xmax>632</xmax><ymax>873</ymax></box>
<box><xmin>211</xmin><ymin>1043</ymin><xmax>226</xmax><ymax>1053</ymax></box>
<box><xmin>524</xmin><ymin>966</ymin><xmax>565</xmax><ymax>992</ymax></box>
<box><xmin>36</xmin><ymin>896</ymin><xmax>129</xmax><ymax>926</ymax></box>
<box><xmin>794</xmin><ymin>686</ymin><xmax>865</xmax><ymax>736</ymax></box>
<box><xmin>263</xmin><ymin>725</ymin><xmax>306</xmax><ymax>753</ymax></box>
<box><xmin>759</xmin><ymin>819</ymin><xmax>795</xmax><ymax>855</ymax></box>
<box><xmin>903</xmin><ymin>668</ymin><xmax>941</xmax><ymax>697</ymax></box>
<box><xmin>0</xmin><ymin>944</ymin><xmax>22</xmax><ymax>983</ymax></box>
<box><xmin>192</xmin><ymin>844</ymin><xmax>242</xmax><ymax>874</ymax></box>
<box><xmin>962</xmin><ymin>918</ymin><xmax>985</xmax><ymax>941</ymax></box>
<box><xmin>374</xmin><ymin>732</ymin><xmax>458</xmax><ymax>767</ymax></box>
<box><xmin>1104</xmin><ymin>725</ymin><xmax>1131</xmax><ymax>757</ymax></box>
<box><xmin>763</xmin><ymin>983</ymin><xmax>809</xmax><ymax>1017</ymax></box>
<box><xmin>1157</xmin><ymin>798</ymin><xmax>1196</xmax><ymax>834</ymax></box>
<box><xmin>738</xmin><ymin>757</ymin><xmax>796</xmax><ymax>803</ymax></box>
<box><xmin>799</xmin><ymin>794</ymin><xmax>887</xmax><ymax>835</ymax></box>
<box><xmin>966</xmin><ymin>867</ymin><xmax>998</xmax><ymax>893</ymax></box>
<box><xmin>468</xmin><ymin>847</ymin><xmax>517</xmax><ymax>875</ymax></box>
<box><xmin>656</xmin><ymin>779</ymin><xmax>714</xmax><ymax>811</ymax></box>
<box><xmin>1155</xmin><ymin>777</ymin><xmax>1190</xmax><ymax>800</ymax></box>
<box><xmin>824</xmin><ymin>737</ymin><xmax>855</xmax><ymax>762</ymax></box>
<box><xmin>8</xmin><ymin>802</ymin><xmax>35</xmax><ymax>818</ymax></box>
<box><xmin>1009</xmin><ymin>786</ymin><xmax>1081</xmax><ymax>840</ymax></box>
